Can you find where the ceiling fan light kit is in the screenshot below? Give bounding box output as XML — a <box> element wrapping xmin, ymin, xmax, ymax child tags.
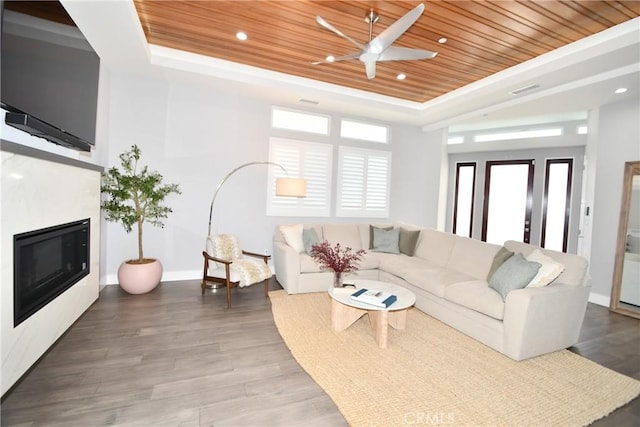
<box><xmin>313</xmin><ymin>3</ymin><xmax>437</xmax><ymax>80</ymax></box>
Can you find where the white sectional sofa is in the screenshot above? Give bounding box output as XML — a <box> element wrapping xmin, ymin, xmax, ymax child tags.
<box><xmin>273</xmin><ymin>222</ymin><xmax>591</xmax><ymax>361</ymax></box>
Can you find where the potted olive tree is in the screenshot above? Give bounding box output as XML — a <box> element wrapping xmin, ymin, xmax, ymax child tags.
<box><xmin>101</xmin><ymin>144</ymin><xmax>181</xmax><ymax>294</ymax></box>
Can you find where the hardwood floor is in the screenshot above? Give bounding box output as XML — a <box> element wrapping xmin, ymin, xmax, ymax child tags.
<box><xmin>1</xmin><ymin>279</ymin><xmax>638</xmax><ymax>426</ymax></box>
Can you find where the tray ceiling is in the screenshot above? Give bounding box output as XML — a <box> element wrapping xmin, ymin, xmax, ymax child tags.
<box><xmin>131</xmin><ymin>0</ymin><xmax>640</xmax><ymax>103</ymax></box>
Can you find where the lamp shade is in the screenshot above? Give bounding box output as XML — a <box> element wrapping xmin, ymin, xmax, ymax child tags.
<box><xmin>276</xmin><ymin>177</ymin><xmax>307</xmax><ymax>197</ymax></box>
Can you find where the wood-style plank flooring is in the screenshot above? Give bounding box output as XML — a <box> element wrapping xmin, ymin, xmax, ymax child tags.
<box><xmin>1</xmin><ymin>279</ymin><xmax>639</xmax><ymax>426</ymax></box>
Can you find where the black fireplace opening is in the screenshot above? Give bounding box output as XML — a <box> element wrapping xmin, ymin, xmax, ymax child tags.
<box><xmin>14</xmin><ymin>218</ymin><xmax>90</xmax><ymax>327</ymax></box>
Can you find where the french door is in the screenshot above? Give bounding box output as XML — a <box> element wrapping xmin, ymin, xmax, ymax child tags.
<box><xmin>541</xmin><ymin>159</ymin><xmax>573</xmax><ymax>252</ymax></box>
<box><xmin>452</xmin><ymin>162</ymin><xmax>476</xmax><ymax>238</ymax></box>
<box><xmin>481</xmin><ymin>160</ymin><xmax>535</xmax><ymax>244</ymax></box>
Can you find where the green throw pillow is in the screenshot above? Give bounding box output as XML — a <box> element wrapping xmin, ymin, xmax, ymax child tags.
<box><xmin>487</xmin><ymin>246</ymin><xmax>514</xmax><ymax>280</ymax></box>
<box><xmin>302</xmin><ymin>228</ymin><xmax>320</xmax><ymax>255</ymax></box>
<box><xmin>369</xmin><ymin>225</ymin><xmax>393</xmax><ymax>249</ymax></box>
<box><xmin>399</xmin><ymin>227</ymin><xmax>420</xmax><ymax>256</ymax></box>
<box><xmin>372</xmin><ymin>227</ymin><xmax>400</xmax><ymax>254</ymax></box>
<box><xmin>489</xmin><ymin>253</ymin><xmax>541</xmax><ymax>301</ymax></box>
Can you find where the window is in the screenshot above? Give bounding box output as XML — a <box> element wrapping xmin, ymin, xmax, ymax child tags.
<box><xmin>474</xmin><ymin>128</ymin><xmax>562</xmax><ymax>143</ymax></box>
<box><xmin>267</xmin><ymin>137</ymin><xmax>332</xmax><ymax>216</ymax></box>
<box><xmin>452</xmin><ymin>162</ymin><xmax>476</xmax><ymax>237</ymax></box>
<box><xmin>336</xmin><ymin>146</ymin><xmax>391</xmax><ymax>218</ymax></box>
<box><xmin>271</xmin><ymin>107</ymin><xmax>330</xmax><ymax>135</ymax></box>
<box><xmin>448</xmin><ymin>136</ymin><xmax>464</xmax><ymax>145</ymax></box>
<box><xmin>340</xmin><ymin>119</ymin><xmax>389</xmax><ymax>143</ymax></box>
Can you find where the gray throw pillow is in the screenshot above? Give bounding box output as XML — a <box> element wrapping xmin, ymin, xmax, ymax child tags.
<box><xmin>487</xmin><ymin>246</ymin><xmax>514</xmax><ymax>280</ymax></box>
<box><xmin>372</xmin><ymin>227</ymin><xmax>400</xmax><ymax>254</ymax></box>
<box><xmin>489</xmin><ymin>253</ymin><xmax>541</xmax><ymax>301</ymax></box>
<box><xmin>302</xmin><ymin>228</ymin><xmax>320</xmax><ymax>255</ymax></box>
<box><xmin>399</xmin><ymin>227</ymin><xmax>420</xmax><ymax>256</ymax></box>
<box><xmin>369</xmin><ymin>225</ymin><xmax>393</xmax><ymax>249</ymax></box>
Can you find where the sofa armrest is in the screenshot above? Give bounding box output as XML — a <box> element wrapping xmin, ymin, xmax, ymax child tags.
<box><xmin>502</xmin><ymin>283</ymin><xmax>591</xmax><ymax>361</ymax></box>
<box><xmin>273</xmin><ymin>241</ymin><xmax>301</xmax><ymax>294</ymax></box>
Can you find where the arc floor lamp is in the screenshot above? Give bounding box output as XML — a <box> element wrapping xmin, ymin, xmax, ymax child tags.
<box><xmin>207</xmin><ymin>161</ymin><xmax>306</xmax><ymax>236</ymax></box>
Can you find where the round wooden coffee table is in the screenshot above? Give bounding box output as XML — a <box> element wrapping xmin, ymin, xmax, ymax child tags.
<box><xmin>328</xmin><ymin>279</ymin><xmax>416</xmax><ymax>349</ymax></box>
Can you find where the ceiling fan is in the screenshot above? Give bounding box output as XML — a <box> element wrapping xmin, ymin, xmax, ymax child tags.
<box><xmin>313</xmin><ymin>3</ymin><xmax>437</xmax><ymax>80</ymax></box>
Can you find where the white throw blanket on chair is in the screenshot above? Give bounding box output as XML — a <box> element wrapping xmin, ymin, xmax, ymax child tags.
<box><xmin>207</xmin><ymin>234</ymin><xmax>272</xmax><ymax>288</ymax></box>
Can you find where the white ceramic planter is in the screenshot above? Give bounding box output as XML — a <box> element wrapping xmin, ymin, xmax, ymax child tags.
<box><xmin>117</xmin><ymin>259</ymin><xmax>163</xmax><ymax>294</ymax></box>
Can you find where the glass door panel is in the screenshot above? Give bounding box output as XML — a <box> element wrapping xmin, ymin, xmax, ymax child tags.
<box><xmin>453</xmin><ymin>162</ymin><xmax>476</xmax><ymax>238</ymax></box>
<box><xmin>541</xmin><ymin>159</ymin><xmax>573</xmax><ymax>252</ymax></box>
<box><xmin>482</xmin><ymin>160</ymin><xmax>535</xmax><ymax>244</ymax></box>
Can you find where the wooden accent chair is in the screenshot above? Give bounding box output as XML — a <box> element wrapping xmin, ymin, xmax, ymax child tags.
<box><xmin>202</xmin><ymin>234</ymin><xmax>272</xmax><ymax>308</ymax></box>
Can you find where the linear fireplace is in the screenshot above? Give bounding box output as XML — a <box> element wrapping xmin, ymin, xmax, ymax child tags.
<box><xmin>13</xmin><ymin>219</ymin><xmax>90</xmax><ymax>327</ymax></box>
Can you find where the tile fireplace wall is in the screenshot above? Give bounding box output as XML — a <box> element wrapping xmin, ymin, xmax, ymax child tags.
<box><xmin>1</xmin><ymin>141</ymin><xmax>101</xmax><ymax>396</ymax></box>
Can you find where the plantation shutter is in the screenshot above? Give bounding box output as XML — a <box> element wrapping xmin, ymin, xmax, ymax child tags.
<box><xmin>336</xmin><ymin>146</ymin><xmax>391</xmax><ymax>218</ymax></box>
<box><xmin>267</xmin><ymin>137</ymin><xmax>332</xmax><ymax>217</ymax></box>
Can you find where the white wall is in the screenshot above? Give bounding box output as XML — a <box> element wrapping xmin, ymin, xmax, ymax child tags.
<box><xmin>101</xmin><ymin>70</ymin><xmax>442</xmax><ymax>284</ymax></box>
<box><xmin>588</xmin><ymin>97</ymin><xmax>640</xmax><ymax>302</ymax></box>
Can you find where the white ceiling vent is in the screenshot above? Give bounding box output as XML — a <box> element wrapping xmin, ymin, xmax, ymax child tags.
<box><xmin>510</xmin><ymin>84</ymin><xmax>540</xmax><ymax>96</ymax></box>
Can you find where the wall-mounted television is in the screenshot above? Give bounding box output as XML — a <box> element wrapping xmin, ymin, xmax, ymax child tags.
<box><xmin>1</xmin><ymin>1</ymin><xmax>100</xmax><ymax>152</ymax></box>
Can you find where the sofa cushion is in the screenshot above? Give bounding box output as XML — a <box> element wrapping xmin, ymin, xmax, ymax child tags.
<box><xmin>369</xmin><ymin>225</ymin><xmax>393</xmax><ymax>249</ymax></box>
<box><xmin>399</xmin><ymin>227</ymin><xmax>421</xmax><ymax>256</ymax></box>
<box><xmin>300</xmin><ymin>254</ymin><xmax>322</xmax><ymax>273</ymax></box>
<box><xmin>489</xmin><ymin>253</ymin><xmax>541</xmax><ymax>300</ymax></box>
<box><xmin>402</xmin><ymin>265</ymin><xmax>476</xmax><ymax>298</ymax></box>
<box><xmin>372</xmin><ymin>227</ymin><xmax>400</xmax><ymax>254</ymax></box>
<box><xmin>414</xmin><ymin>228</ymin><xmax>457</xmax><ymax>266</ymax></box>
<box><xmin>447</xmin><ymin>236</ymin><xmax>502</xmax><ymax>280</ymax></box>
<box><xmin>504</xmin><ymin>240</ymin><xmax>587</xmax><ymax>286</ymax></box>
<box><xmin>280</xmin><ymin>224</ymin><xmax>304</xmax><ymax>253</ymax></box>
<box><xmin>444</xmin><ymin>281</ymin><xmax>505</xmax><ymax>320</ymax></box>
<box><xmin>355</xmin><ymin>252</ymin><xmax>383</xmax><ymax>271</ymax></box>
<box><xmin>302</xmin><ymin>228</ymin><xmax>321</xmax><ymax>255</ymax></box>
<box><xmin>323</xmin><ymin>224</ymin><xmax>363</xmax><ymax>251</ymax></box>
<box><xmin>525</xmin><ymin>249</ymin><xmax>565</xmax><ymax>287</ymax></box>
<box><xmin>487</xmin><ymin>246</ymin><xmax>514</xmax><ymax>280</ymax></box>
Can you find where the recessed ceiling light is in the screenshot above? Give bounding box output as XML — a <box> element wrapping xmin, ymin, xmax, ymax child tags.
<box><xmin>396</xmin><ymin>73</ymin><xmax>406</xmax><ymax>80</ymax></box>
<box><xmin>438</xmin><ymin>37</ymin><xmax>447</xmax><ymax>44</ymax></box>
<box><xmin>236</xmin><ymin>32</ymin><xmax>247</xmax><ymax>41</ymax></box>
<box><xmin>326</xmin><ymin>55</ymin><xmax>335</xmax><ymax>62</ymax></box>
<box><xmin>615</xmin><ymin>87</ymin><xmax>628</xmax><ymax>94</ymax></box>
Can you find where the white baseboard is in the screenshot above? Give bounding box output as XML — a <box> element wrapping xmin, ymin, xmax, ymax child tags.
<box><xmin>101</xmin><ymin>269</ymin><xmax>201</xmax><ymax>286</ymax></box>
<box><xmin>588</xmin><ymin>292</ymin><xmax>611</xmax><ymax>307</ymax></box>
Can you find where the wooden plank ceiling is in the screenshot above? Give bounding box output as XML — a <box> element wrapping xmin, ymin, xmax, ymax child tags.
<box><xmin>132</xmin><ymin>1</ymin><xmax>640</xmax><ymax>103</ymax></box>
<box><xmin>9</xmin><ymin>1</ymin><xmax>640</xmax><ymax>103</ymax></box>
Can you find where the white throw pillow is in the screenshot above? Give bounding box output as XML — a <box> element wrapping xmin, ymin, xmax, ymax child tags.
<box><xmin>526</xmin><ymin>249</ymin><xmax>565</xmax><ymax>287</ymax></box>
<box><xmin>280</xmin><ymin>224</ymin><xmax>304</xmax><ymax>253</ymax></box>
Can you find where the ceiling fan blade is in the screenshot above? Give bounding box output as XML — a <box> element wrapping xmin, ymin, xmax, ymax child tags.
<box><xmin>311</xmin><ymin>53</ymin><xmax>360</xmax><ymax>65</ymax></box>
<box><xmin>378</xmin><ymin>46</ymin><xmax>437</xmax><ymax>61</ymax></box>
<box><xmin>364</xmin><ymin>61</ymin><xmax>376</xmax><ymax>79</ymax></box>
<box><xmin>368</xmin><ymin>3</ymin><xmax>425</xmax><ymax>54</ymax></box>
<box><xmin>316</xmin><ymin>16</ymin><xmax>364</xmax><ymax>50</ymax></box>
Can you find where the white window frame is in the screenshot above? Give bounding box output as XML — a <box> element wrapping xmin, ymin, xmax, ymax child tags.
<box><xmin>271</xmin><ymin>106</ymin><xmax>330</xmax><ymax>135</ymax></box>
<box><xmin>266</xmin><ymin>137</ymin><xmax>332</xmax><ymax>217</ymax></box>
<box><xmin>340</xmin><ymin>118</ymin><xmax>390</xmax><ymax>144</ymax></box>
<box><xmin>336</xmin><ymin>146</ymin><xmax>391</xmax><ymax>218</ymax></box>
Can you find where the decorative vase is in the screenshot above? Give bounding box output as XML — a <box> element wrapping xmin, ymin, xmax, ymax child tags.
<box><xmin>117</xmin><ymin>258</ymin><xmax>163</xmax><ymax>294</ymax></box>
<box><xmin>333</xmin><ymin>271</ymin><xmax>344</xmax><ymax>288</ymax></box>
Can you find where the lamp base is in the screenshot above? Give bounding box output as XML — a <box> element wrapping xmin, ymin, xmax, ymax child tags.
<box><xmin>202</xmin><ymin>281</ymin><xmax>226</xmax><ymax>290</ymax></box>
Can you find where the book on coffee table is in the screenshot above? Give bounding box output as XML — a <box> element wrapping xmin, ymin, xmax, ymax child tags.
<box><xmin>350</xmin><ymin>288</ymin><xmax>397</xmax><ymax>308</ymax></box>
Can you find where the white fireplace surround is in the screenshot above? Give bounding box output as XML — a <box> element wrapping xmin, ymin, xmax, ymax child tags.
<box><xmin>1</xmin><ymin>141</ymin><xmax>102</xmax><ymax>396</ymax></box>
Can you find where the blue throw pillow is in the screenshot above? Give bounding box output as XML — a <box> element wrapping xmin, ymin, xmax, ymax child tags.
<box><xmin>489</xmin><ymin>253</ymin><xmax>541</xmax><ymax>301</ymax></box>
<box><xmin>302</xmin><ymin>228</ymin><xmax>320</xmax><ymax>255</ymax></box>
<box><xmin>372</xmin><ymin>227</ymin><xmax>400</xmax><ymax>254</ymax></box>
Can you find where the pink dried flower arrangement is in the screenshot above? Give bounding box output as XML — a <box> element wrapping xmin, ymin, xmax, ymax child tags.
<box><xmin>310</xmin><ymin>240</ymin><xmax>366</xmax><ymax>275</ymax></box>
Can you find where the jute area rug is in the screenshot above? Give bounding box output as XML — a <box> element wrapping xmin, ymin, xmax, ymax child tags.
<box><xmin>269</xmin><ymin>290</ymin><xmax>640</xmax><ymax>427</ymax></box>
